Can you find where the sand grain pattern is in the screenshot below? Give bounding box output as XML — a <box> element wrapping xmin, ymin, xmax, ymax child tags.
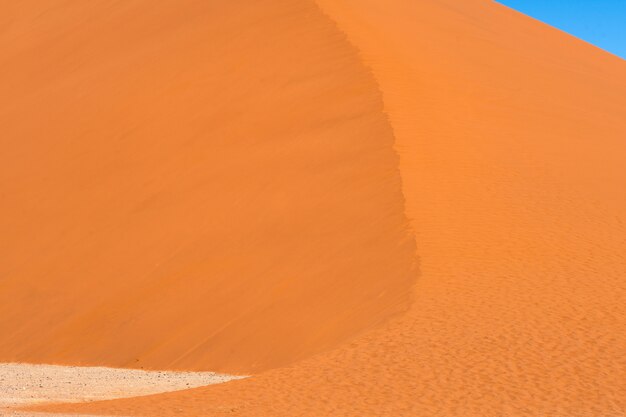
<box><xmin>0</xmin><ymin>0</ymin><xmax>415</xmax><ymax>374</ymax></box>
<box><xmin>2</xmin><ymin>0</ymin><xmax>626</xmax><ymax>416</ymax></box>
<box><xmin>0</xmin><ymin>363</ymin><xmax>241</xmax><ymax>417</ymax></box>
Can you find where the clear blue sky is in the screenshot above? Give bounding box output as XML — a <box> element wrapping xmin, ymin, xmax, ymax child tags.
<box><xmin>497</xmin><ymin>0</ymin><xmax>626</xmax><ymax>59</ymax></box>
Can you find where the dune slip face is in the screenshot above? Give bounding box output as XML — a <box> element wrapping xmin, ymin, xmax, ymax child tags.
<box><xmin>0</xmin><ymin>0</ymin><xmax>416</xmax><ymax>375</ymax></box>
<box><xmin>38</xmin><ymin>0</ymin><xmax>626</xmax><ymax>416</ymax></box>
<box><xmin>3</xmin><ymin>0</ymin><xmax>626</xmax><ymax>416</ymax></box>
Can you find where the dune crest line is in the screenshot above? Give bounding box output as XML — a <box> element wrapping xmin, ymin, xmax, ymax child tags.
<box><xmin>0</xmin><ymin>0</ymin><xmax>417</xmax><ymax>375</ymax></box>
<box><xmin>43</xmin><ymin>0</ymin><xmax>626</xmax><ymax>415</ymax></box>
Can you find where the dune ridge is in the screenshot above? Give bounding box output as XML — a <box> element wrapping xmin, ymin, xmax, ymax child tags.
<box><xmin>38</xmin><ymin>0</ymin><xmax>626</xmax><ymax>416</ymax></box>
<box><xmin>0</xmin><ymin>0</ymin><xmax>416</xmax><ymax>374</ymax></box>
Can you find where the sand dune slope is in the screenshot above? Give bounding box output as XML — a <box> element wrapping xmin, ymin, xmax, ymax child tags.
<box><xmin>40</xmin><ymin>0</ymin><xmax>626</xmax><ymax>416</ymax></box>
<box><xmin>0</xmin><ymin>0</ymin><xmax>415</xmax><ymax>374</ymax></box>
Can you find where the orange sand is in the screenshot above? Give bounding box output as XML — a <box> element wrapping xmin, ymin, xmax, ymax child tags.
<box><xmin>7</xmin><ymin>0</ymin><xmax>626</xmax><ymax>416</ymax></box>
<box><xmin>0</xmin><ymin>0</ymin><xmax>415</xmax><ymax>373</ymax></box>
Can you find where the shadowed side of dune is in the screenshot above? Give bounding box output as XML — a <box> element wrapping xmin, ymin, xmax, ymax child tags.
<box><xmin>43</xmin><ymin>0</ymin><xmax>626</xmax><ymax>416</ymax></box>
<box><xmin>0</xmin><ymin>0</ymin><xmax>416</xmax><ymax>374</ymax></box>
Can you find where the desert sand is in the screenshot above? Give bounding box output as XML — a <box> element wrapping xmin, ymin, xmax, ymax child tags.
<box><xmin>0</xmin><ymin>0</ymin><xmax>415</xmax><ymax>374</ymax></box>
<box><xmin>1</xmin><ymin>0</ymin><xmax>625</xmax><ymax>416</ymax></box>
<box><xmin>0</xmin><ymin>362</ymin><xmax>240</xmax><ymax>415</ymax></box>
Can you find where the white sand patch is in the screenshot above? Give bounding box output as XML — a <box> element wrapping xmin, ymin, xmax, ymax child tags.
<box><xmin>3</xmin><ymin>412</ymin><xmax>106</xmax><ymax>417</ymax></box>
<box><xmin>0</xmin><ymin>363</ymin><xmax>244</xmax><ymax>416</ymax></box>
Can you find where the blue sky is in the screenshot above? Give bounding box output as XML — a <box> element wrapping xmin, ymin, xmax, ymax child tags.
<box><xmin>497</xmin><ymin>0</ymin><xmax>626</xmax><ymax>59</ymax></box>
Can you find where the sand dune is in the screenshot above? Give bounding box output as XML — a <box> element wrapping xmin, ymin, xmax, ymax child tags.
<box><xmin>0</xmin><ymin>0</ymin><xmax>415</xmax><ymax>374</ymax></box>
<box><xmin>3</xmin><ymin>0</ymin><xmax>626</xmax><ymax>416</ymax></box>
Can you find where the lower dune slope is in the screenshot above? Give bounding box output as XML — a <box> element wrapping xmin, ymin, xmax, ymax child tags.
<box><xmin>0</xmin><ymin>0</ymin><xmax>416</xmax><ymax>374</ymax></box>
<box><xmin>43</xmin><ymin>0</ymin><xmax>626</xmax><ymax>416</ymax></box>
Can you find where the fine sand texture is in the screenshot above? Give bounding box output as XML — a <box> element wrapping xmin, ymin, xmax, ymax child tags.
<box><xmin>0</xmin><ymin>362</ymin><xmax>241</xmax><ymax>416</ymax></box>
<box><xmin>4</xmin><ymin>0</ymin><xmax>626</xmax><ymax>416</ymax></box>
<box><xmin>0</xmin><ymin>0</ymin><xmax>415</xmax><ymax>374</ymax></box>
<box><xmin>38</xmin><ymin>0</ymin><xmax>626</xmax><ymax>416</ymax></box>
<box><xmin>0</xmin><ymin>363</ymin><xmax>241</xmax><ymax>404</ymax></box>
<box><xmin>2</xmin><ymin>411</ymin><xmax>99</xmax><ymax>417</ymax></box>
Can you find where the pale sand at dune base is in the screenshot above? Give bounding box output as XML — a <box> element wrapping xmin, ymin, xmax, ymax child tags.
<box><xmin>0</xmin><ymin>363</ymin><xmax>242</xmax><ymax>416</ymax></box>
<box><xmin>2</xmin><ymin>410</ymin><xmax>98</xmax><ymax>417</ymax></box>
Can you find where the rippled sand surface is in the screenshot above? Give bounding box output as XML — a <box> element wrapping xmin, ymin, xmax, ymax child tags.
<box><xmin>3</xmin><ymin>0</ymin><xmax>625</xmax><ymax>416</ymax></box>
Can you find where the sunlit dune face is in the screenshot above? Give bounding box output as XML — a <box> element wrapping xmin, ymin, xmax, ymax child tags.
<box><xmin>3</xmin><ymin>0</ymin><xmax>626</xmax><ymax>416</ymax></box>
